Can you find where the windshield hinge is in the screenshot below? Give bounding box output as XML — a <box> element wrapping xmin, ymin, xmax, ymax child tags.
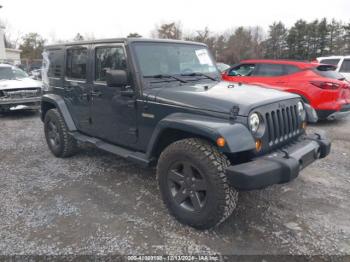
<box><xmin>230</xmin><ymin>106</ymin><xmax>240</xmax><ymax>120</ymax></box>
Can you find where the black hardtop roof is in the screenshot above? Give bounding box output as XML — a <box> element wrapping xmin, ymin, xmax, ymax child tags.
<box><xmin>45</xmin><ymin>38</ymin><xmax>207</xmax><ymax>49</ymax></box>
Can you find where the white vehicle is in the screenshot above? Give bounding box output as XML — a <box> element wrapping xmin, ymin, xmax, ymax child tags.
<box><xmin>0</xmin><ymin>64</ymin><xmax>43</xmax><ymax>113</ymax></box>
<box><xmin>317</xmin><ymin>56</ymin><xmax>350</xmax><ymax>81</ymax></box>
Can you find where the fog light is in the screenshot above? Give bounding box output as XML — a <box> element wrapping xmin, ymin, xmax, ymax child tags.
<box><xmin>255</xmin><ymin>139</ymin><xmax>262</xmax><ymax>152</ymax></box>
<box><xmin>216</xmin><ymin>137</ymin><xmax>226</xmax><ymax>148</ymax></box>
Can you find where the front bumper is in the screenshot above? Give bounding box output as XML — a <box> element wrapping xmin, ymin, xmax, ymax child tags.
<box><xmin>0</xmin><ymin>97</ymin><xmax>41</xmax><ymax>108</ymax></box>
<box><xmin>226</xmin><ymin>134</ymin><xmax>331</xmax><ymax>190</ymax></box>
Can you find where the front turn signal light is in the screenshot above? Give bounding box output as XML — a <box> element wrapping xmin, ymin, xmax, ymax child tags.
<box><xmin>216</xmin><ymin>137</ymin><xmax>226</xmax><ymax>148</ymax></box>
<box><xmin>255</xmin><ymin>139</ymin><xmax>262</xmax><ymax>152</ymax></box>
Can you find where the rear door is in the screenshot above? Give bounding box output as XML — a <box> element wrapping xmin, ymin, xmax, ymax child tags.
<box><xmin>64</xmin><ymin>45</ymin><xmax>92</xmax><ymax>133</ymax></box>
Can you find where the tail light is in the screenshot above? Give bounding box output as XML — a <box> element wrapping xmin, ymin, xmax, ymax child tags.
<box><xmin>310</xmin><ymin>81</ymin><xmax>340</xmax><ymax>90</ymax></box>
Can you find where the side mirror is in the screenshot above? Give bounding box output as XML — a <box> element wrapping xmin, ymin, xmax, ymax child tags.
<box><xmin>106</xmin><ymin>70</ymin><xmax>127</xmax><ymax>87</ymax></box>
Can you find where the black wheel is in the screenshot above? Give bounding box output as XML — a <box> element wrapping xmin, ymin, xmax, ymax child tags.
<box><xmin>157</xmin><ymin>138</ymin><xmax>238</xmax><ymax>229</ymax></box>
<box><xmin>44</xmin><ymin>109</ymin><xmax>77</xmax><ymax>157</ymax></box>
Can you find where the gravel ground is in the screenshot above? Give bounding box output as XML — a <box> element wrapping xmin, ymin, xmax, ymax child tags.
<box><xmin>0</xmin><ymin>110</ymin><xmax>349</xmax><ymax>256</ymax></box>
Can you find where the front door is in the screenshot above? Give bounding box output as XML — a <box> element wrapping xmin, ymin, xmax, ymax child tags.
<box><xmin>89</xmin><ymin>44</ymin><xmax>138</xmax><ymax>146</ymax></box>
<box><xmin>64</xmin><ymin>45</ymin><xmax>91</xmax><ymax>133</ymax></box>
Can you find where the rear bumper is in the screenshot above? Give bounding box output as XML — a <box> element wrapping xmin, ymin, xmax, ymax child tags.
<box><xmin>317</xmin><ymin>104</ymin><xmax>350</xmax><ymax>120</ymax></box>
<box><xmin>226</xmin><ymin>133</ymin><xmax>331</xmax><ymax>190</ymax></box>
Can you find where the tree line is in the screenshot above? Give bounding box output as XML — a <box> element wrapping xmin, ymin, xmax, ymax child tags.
<box><xmin>4</xmin><ymin>18</ymin><xmax>350</xmax><ymax>64</ymax></box>
<box><xmin>151</xmin><ymin>18</ymin><xmax>350</xmax><ymax>64</ymax></box>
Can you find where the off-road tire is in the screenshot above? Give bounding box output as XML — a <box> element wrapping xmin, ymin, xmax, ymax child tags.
<box><xmin>44</xmin><ymin>108</ymin><xmax>77</xmax><ymax>158</ymax></box>
<box><xmin>157</xmin><ymin>138</ymin><xmax>238</xmax><ymax>229</ymax></box>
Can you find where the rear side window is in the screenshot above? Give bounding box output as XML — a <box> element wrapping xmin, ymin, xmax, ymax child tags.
<box><xmin>228</xmin><ymin>64</ymin><xmax>255</xmax><ymax>76</ymax></box>
<box><xmin>253</xmin><ymin>64</ymin><xmax>285</xmax><ymax>76</ymax></box>
<box><xmin>284</xmin><ymin>65</ymin><xmax>300</xmax><ymax>75</ymax></box>
<box><xmin>340</xmin><ymin>59</ymin><xmax>350</xmax><ymax>73</ymax></box>
<box><xmin>95</xmin><ymin>46</ymin><xmax>127</xmax><ymax>81</ymax></box>
<box><xmin>66</xmin><ymin>47</ymin><xmax>88</xmax><ymax>80</ymax></box>
<box><xmin>47</xmin><ymin>49</ymin><xmax>63</xmax><ymax>78</ymax></box>
<box><xmin>320</xmin><ymin>59</ymin><xmax>340</xmax><ymax>66</ymax></box>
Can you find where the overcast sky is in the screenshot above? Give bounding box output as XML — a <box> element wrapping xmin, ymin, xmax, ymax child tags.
<box><xmin>1</xmin><ymin>0</ymin><xmax>349</xmax><ymax>43</ymax></box>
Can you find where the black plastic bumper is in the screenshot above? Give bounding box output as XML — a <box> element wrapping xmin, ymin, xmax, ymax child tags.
<box><xmin>226</xmin><ymin>134</ymin><xmax>331</xmax><ymax>190</ymax></box>
<box><xmin>317</xmin><ymin>104</ymin><xmax>350</xmax><ymax>120</ymax></box>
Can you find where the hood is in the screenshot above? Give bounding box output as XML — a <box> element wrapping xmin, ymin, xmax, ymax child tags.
<box><xmin>0</xmin><ymin>78</ymin><xmax>43</xmax><ymax>90</ymax></box>
<box><xmin>151</xmin><ymin>81</ymin><xmax>299</xmax><ymax>116</ymax></box>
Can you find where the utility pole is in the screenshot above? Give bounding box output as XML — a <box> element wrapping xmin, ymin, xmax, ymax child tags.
<box><xmin>0</xmin><ymin>5</ymin><xmax>6</xmax><ymax>62</ymax></box>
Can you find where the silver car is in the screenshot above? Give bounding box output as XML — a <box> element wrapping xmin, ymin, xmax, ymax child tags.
<box><xmin>0</xmin><ymin>64</ymin><xmax>43</xmax><ymax>113</ymax></box>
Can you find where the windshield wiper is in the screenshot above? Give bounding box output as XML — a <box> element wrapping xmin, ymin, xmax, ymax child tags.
<box><xmin>144</xmin><ymin>74</ymin><xmax>187</xmax><ymax>83</ymax></box>
<box><xmin>181</xmin><ymin>72</ymin><xmax>218</xmax><ymax>81</ymax></box>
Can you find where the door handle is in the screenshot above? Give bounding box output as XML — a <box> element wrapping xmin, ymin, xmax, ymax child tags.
<box><xmin>119</xmin><ymin>89</ymin><xmax>135</xmax><ymax>97</ymax></box>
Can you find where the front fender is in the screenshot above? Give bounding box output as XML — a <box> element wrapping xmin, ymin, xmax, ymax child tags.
<box><xmin>41</xmin><ymin>94</ymin><xmax>77</xmax><ymax>131</ymax></box>
<box><xmin>146</xmin><ymin>113</ymin><xmax>255</xmax><ymax>157</ymax></box>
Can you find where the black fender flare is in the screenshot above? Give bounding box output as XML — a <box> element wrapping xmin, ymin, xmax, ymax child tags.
<box><xmin>41</xmin><ymin>94</ymin><xmax>77</xmax><ymax>131</ymax></box>
<box><xmin>146</xmin><ymin>113</ymin><xmax>255</xmax><ymax>158</ymax></box>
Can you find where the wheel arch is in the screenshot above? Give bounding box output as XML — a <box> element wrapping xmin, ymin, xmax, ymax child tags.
<box><xmin>146</xmin><ymin>113</ymin><xmax>255</xmax><ymax>159</ymax></box>
<box><xmin>41</xmin><ymin>94</ymin><xmax>77</xmax><ymax>131</ymax></box>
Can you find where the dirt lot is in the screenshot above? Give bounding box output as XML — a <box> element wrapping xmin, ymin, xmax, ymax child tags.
<box><xmin>0</xmin><ymin>110</ymin><xmax>349</xmax><ymax>256</ymax></box>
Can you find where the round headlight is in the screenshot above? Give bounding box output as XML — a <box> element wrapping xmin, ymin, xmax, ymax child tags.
<box><xmin>297</xmin><ymin>101</ymin><xmax>306</xmax><ymax>121</ymax></box>
<box><xmin>249</xmin><ymin>113</ymin><xmax>260</xmax><ymax>133</ymax></box>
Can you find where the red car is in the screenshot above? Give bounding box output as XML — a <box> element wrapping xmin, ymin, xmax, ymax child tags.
<box><xmin>222</xmin><ymin>59</ymin><xmax>350</xmax><ymax>120</ymax></box>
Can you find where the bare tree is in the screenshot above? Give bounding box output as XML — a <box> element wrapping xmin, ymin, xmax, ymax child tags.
<box><xmin>127</xmin><ymin>33</ymin><xmax>142</xmax><ymax>38</ymax></box>
<box><xmin>0</xmin><ymin>19</ymin><xmax>22</xmax><ymax>49</ymax></box>
<box><xmin>73</xmin><ymin>33</ymin><xmax>84</xmax><ymax>41</ymax></box>
<box><xmin>152</xmin><ymin>22</ymin><xmax>182</xmax><ymax>39</ymax></box>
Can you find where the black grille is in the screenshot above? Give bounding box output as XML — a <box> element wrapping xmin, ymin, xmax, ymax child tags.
<box><xmin>265</xmin><ymin>105</ymin><xmax>301</xmax><ymax>146</ymax></box>
<box><xmin>1</xmin><ymin>88</ymin><xmax>41</xmax><ymax>99</ymax></box>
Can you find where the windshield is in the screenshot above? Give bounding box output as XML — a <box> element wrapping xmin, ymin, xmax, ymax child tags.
<box><xmin>133</xmin><ymin>42</ymin><xmax>219</xmax><ymax>78</ymax></box>
<box><xmin>0</xmin><ymin>66</ymin><xmax>29</xmax><ymax>80</ymax></box>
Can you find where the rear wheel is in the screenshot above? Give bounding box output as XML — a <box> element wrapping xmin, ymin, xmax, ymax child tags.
<box><xmin>157</xmin><ymin>138</ymin><xmax>238</xmax><ymax>229</ymax></box>
<box><xmin>44</xmin><ymin>108</ymin><xmax>77</xmax><ymax>157</ymax></box>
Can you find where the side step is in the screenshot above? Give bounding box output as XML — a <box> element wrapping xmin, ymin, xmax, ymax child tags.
<box><xmin>69</xmin><ymin>132</ymin><xmax>151</xmax><ymax>167</ymax></box>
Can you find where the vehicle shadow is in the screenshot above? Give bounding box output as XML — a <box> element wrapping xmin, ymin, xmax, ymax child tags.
<box><xmin>0</xmin><ymin>110</ymin><xmax>39</xmax><ymax>119</ymax></box>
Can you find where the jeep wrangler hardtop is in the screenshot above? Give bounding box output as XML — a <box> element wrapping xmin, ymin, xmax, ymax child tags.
<box><xmin>41</xmin><ymin>38</ymin><xmax>331</xmax><ymax>229</ymax></box>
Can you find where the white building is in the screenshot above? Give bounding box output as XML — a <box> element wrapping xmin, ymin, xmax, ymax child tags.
<box><xmin>0</xmin><ymin>26</ymin><xmax>22</xmax><ymax>64</ymax></box>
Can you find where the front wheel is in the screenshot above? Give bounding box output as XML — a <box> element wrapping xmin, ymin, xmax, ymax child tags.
<box><xmin>157</xmin><ymin>138</ymin><xmax>238</xmax><ymax>229</ymax></box>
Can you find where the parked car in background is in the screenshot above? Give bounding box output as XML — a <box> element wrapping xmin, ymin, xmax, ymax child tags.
<box><xmin>316</xmin><ymin>56</ymin><xmax>350</xmax><ymax>81</ymax></box>
<box><xmin>30</xmin><ymin>69</ymin><xmax>42</xmax><ymax>80</ymax></box>
<box><xmin>222</xmin><ymin>59</ymin><xmax>350</xmax><ymax>120</ymax></box>
<box><xmin>216</xmin><ymin>62</ymin><xmax>230</xmax><ymax>72</ymax></box>
<box><xmin>0</xmin><ymin>64</ymin><xmax>43</xmax><ymax>113</ymax></box>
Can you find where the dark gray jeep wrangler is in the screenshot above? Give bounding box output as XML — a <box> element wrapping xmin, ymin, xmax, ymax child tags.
<box><xmin>41</xmin><ymin>38</ymin><xmax>331</xmax><ymax>229</ymax></box>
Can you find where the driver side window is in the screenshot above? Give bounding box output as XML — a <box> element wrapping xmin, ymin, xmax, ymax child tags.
<box><xmin>228</xmin><ymin>64</ymin><xmax>256</xmax><ymax>76</ymax></box>
<box><xmin>95</xmin><ymin>46</ymin><xmax>127</xmax><ymax>82</ymax></box>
